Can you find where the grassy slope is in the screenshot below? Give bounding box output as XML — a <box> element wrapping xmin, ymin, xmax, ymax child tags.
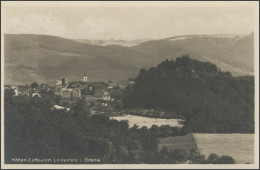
<box><xmin>132</xmin><ymin>34</ymin><xmax>254</xmax><ymax>75</ymax></box>
<box><xmin>158</xmin><ymin>133</ymin><xmax>254</xmax><ymax>164</ymax></box>
<box><xmin>4</xmin><ymin>34</ymin><xmax>140</xmax><ymax>84</ymax></box>
<box><xmin>193</xmin><ymin>133</ymin><xmax>254</xmax><ymax>164</ymax></box>
<box><xmin>158</xmin><ymin>134</ymin><xmax>198</xmax><ymax>153</ymax></box>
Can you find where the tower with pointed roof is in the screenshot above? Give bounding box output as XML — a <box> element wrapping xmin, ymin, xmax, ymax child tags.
<box><xmin>83</xmin><ymin>73</ymin><xmax>88</xmax><ymax>82</ymax></box>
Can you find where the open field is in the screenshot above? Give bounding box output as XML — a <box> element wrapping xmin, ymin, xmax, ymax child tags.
<box><xmin>110</xmin><ymin>115</ymin><xmax>183</xmax><ymax>128</ymax></box>
<box><xmin>158</xmin><ymin>134</ymin><xmax>197</xmax><ymax>153</ymax></box>
<box><xmin>193</xmin><ymin>133</ymin><xmax>254</xmax><ymax>164</ymax></box>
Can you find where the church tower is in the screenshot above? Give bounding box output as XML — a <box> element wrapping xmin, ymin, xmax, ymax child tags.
<box><xmin>83</xmin><ymin>73</ymin><xmax>88</xmax><ymax>82</ymax></box>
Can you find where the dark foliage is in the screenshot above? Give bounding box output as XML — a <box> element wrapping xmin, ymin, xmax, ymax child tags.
<box><xmin>123</xmin><ymin>55</ymin><xmax>254</xmax><ymax>133</ymax></box>
<box><xmin>4</xmin><ymin>93</ymin><xmax>235</xmax><ymax>164</ymax></box>
<box><xmin>31</xmin><ymin>82</ymin><xmax>39</xmax><ymax>89</ymax></box>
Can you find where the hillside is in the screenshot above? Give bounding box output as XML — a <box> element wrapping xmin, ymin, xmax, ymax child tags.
<box><xmin>73</xmin><ymin>38</ymin><xmax>148</xmax><ymax>47</ymax></box>
<box><xmin>158</xmin><ymin>134</ymin><xmax>198</xmax><ymax>153</ymax></box>
<box><xmin>123</xmin><ymin>56</ymin><xmax>254</xmax><ymax>133</ymax></box>
<box><xmin>132</xmin><ymin>33</ymin><xmax>254</xmax><ymax>76</ymax></box>
<box><xmin>4</xmin><ymin>33</ymin><xmax>254</xmax><ymax>85</ymax></box>
<box><xmin>193</xmin><ymin>133</ymin><xmax>254</xmax><ymax>164</ymax></box>
<box><xmin>4</xmin><ymin>34</ymin><xmax>140</xmax><ymax>85</ymax></box>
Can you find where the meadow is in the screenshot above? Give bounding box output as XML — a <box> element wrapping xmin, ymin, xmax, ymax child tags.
<box><xmin>193</xmin><ymin>133</ymin><xmax>254</xmax><ymax>164</ymax></box>
<box><xmin>158</xmin><ymin>134</ymin><xmax>197</xmax><ymax>153</ymax></box>
<box><xmin>158</xmin><ymin>133</ymin><xmax>254</xmax><ymax>164</ymax></box>
<box><xmin>110</xmin><ymin>115</ymin><xmax>183</xmax><ymax>128</ymax></box>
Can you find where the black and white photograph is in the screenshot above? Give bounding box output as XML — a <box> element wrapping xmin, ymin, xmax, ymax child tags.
<box><xmin>1</xmin><ymin>1</ymin><xmax>259</xmax><ymax>169</ymax></box>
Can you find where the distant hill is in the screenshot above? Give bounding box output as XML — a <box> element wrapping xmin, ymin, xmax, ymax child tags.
<box><xmin>73</xmin><ymin>38</ymin><xmax>149</xmax><ymax>47</ymax></box>
<box><xmin>4</xmin><ymin>34</ymin><xmax>140</xmax><ymax>85</ymax></box>
<box><xmin>4</xmin><ymin>33</ymin><xmax>254</xmax><ymax>85</ymax></box>
<box><xmin>123</xmin><ymin>56</ymin><xmax>254</xmax><ymax>133</ymax></box>
<box><xmin>131</xmin><ymin>34</ymin><xmax>254</xmax><ymax>76</ymax></box>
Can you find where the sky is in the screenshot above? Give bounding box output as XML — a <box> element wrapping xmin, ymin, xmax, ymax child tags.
<box><xmin>2</xmin><ymin>1</ymin><xmax>258</xmax><ymax>40</ymax></box>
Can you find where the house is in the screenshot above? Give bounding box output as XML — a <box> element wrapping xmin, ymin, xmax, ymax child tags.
<box><xmin>21</xmin><ymin>91</ymin><xmax>30</xmax><ymax>96</ymax></box>
<box><xmin>4</xmin><ymin>85</ymin><xmax>11</xmax><ymax>90</ymax></box>
<box><xmin>61</xmin><ymin>78</ymin><xmax>68</xmax><ymax>86</ymax></box>
<box><xmin>107</xmin><ymin>80</ymin><xmax>116</xmax><ymax>89</ymax></box>
<box><xmin>60</xmin><ymin>88</ymin><xmax>73</xmax><ymax>99</ymax></box>
<box><xmin>41</xmin><ymin>83</ymin><xmax>50</xmax><ymax>91</ymax></box>
<box><xmin>10</xmin><ymin>85</ymin><xmax>16</xmax><ymax>90</ymax></box>
<box><xmin>88</xmin><ymin>82</ymin><xmax>107</xmax><ymax>89</ymax></box>
<box><xmin>6</xmin><ymin>85</ymin><xmax>30</xmax><ymax>96</ymax></box>
<box><xmin>88</xmin><ymin>82</ymin><xmax>107</xmax><ymax>98</ymax></box>
<box><xmin>103</xmin><ymin>91</ymin><xmax>111</xmax><ymax>101</ymax></box>
<box><xmin>41</xmin><ymin>83</ymin><xmax>49</xmax><ymax>88</ymax></box>
<box><xmin>85</xmin><ymin>96</ymin><xmax>100</xmax><ymax>102</ymax></box>
<box><xmin>65</xmin><ymin>81</ymin><xmax>107</xmax><ymax>98</ymax></box>
<box><xmin>51</xmin><ymin>105</ymin><xmax>70</xmax><ymax>112</ymax></box>
<box><xmin>60</xmin><ymin>88</ymin><xmax>81</xmax><ymax>101</ymax></box>
<box><xmin>14</xmin><ymin>89</ymin><xmax>20</xmax><ymax>96</ymax></box>
<box><xmin>67</xmin><ymin>81</ymin><xmax>88</xmax><ymax>89</ymax></box>
<box><xmin>32</xmin><ymin>93</ymin><xmax>41</xmax><ymax>98</ymax></box>
<box><xmin>94</xmin><ymin>86</ymin><xmax>104</xmax><ymax>98</ymax></box>
<box><xmin>56</xmin><ymin>80</ymin><xmax>62</xmax><ymax>86</ymax></box>
<box><xmin>72</xmin><ymin>89</ymin><xmax>81</xmax><ymax>100</ymax></box>
<box><xmin>108</xmin><ymin>88</ymin><xmax>123</xmax><ymax>98</ymax></box>
<box><xmin>117</xmin><ymin>80</ymin><xmax>128</xmax><ymax>89</ymax></box>
<box><xmin>18</xmin><ymin>87</ymin><xmax>30</xmax><ymax>96</ymax></box>
<box><xmin>54</xmin><ymin>85</ymin><xmax>64</xmax><ymax>95</ymax></box>
<box><xmin>128</xmin><ymin>80</ymin><xmax>135</xmax><ymax>86</ymax></box>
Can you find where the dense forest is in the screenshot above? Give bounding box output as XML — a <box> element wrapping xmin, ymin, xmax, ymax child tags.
<box><xmin>5</xmin><ymin>93</ymin><xmax>234</xmax><ymax>164</ymax></box>
<box><xmin>123</xmin><ymin>55</ymin><xmax>254</xmax><ymax>133</ymax></box>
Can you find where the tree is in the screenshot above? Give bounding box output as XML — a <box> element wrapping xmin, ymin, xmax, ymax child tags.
<box><xmin>116</xmin><ymin>145</ymin><xmax>129</xmax><ymax>162</ymax></box>
<box><xmin>189</xmin><ymin>148</ymin><xmax>206</xmax><ymax>163</ymax></box>
<box><xmin>150</xmin><ymin>124</ymin><xmax>159</xmax><ymax>136</ymax></box>
<box><xmin>71</xmin><ymin>99</ymin><xmax>90</xmax><ymax>116</ymax></box>
<box><xmin>207</xmin><ymin>153</ymin><xmax>235</xmax><ymax>164</ymax></box>
<box><xmin>138</xmin><ymin>68</ymin><xmax>147</xmax><ymax>80</ymax></box>
<box><xmin>159</xmin><ymin>125</ymin><xmax>172</xmax><ymax>137</ymax></box>
<box><xmin>31</xmin><ymin>82</ymin><xmax>38</xmax><ymax>89</ymax></box>
<box><xmin>160</xmin><ymin>146</ymin><xmax>169</xmax><ymax>154</ymax></box>
<box><xmin>182</xmin><ymin>125</ymin><xmax>192</xmax><ymax>134</ymax></box>
<box><xmin>207</xmin><ymin>153</ymin><xmax>220</xmax><ymax>163</ymax></box>
<box><xmin>216</xmin><ymin>155</ymin><xmax>235</xmax><ymax>164</ymax></box>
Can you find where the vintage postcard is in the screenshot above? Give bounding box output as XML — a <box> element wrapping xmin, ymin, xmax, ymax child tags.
<box><xmin>1</xmin><ymin>1</ymin><xmax>259</xmax><ymax>169</ymax></box>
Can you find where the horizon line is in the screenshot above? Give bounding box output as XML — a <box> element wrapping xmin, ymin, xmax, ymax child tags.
<box><xmin>4</xmin><ymin>32</ymin><xmax>254</xmax><ymax>41</ymax></box>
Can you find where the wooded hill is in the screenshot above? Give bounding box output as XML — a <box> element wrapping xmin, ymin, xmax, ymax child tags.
<box><xmin>123</xmin><ymin>56</ymin><xmax>254</xmax><ymax>133</ymax></box>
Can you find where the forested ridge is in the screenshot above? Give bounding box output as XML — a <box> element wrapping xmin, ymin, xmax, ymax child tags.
<box><xmin>123</xmin><ymin>55</ymin><xmax>254</xmax><ymax>133</ymax></box>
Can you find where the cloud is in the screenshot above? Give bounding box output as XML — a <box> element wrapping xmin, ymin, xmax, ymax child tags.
<box><xmin>5</xmin><ymin>12</ymin><xmax>68</xmax><ymax>37</ymax></box>
<box><xmin>3</xmin><ymin>6</ymin><xmax>255</xmax><ymax>40</ymax></box>
<box><xmin>71</xmin><ymin>17</ymin><xmax>122</xmax><ymax>39</ymax></box>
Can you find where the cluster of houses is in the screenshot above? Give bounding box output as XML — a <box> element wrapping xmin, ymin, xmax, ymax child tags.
<box><xmin>5</xmin><ymin>73</ymin><xmax>135</xmax><ymax>103</ymax></box>
<box><xmin>4</xmin><ymin>84</ymin><xmax>42</xmax><ymax>97</ymax></box>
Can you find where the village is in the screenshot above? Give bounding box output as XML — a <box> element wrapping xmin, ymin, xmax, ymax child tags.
<box><xmin>4</xmin><ymin>73</ymin><xmax>135</xmax><ymax>115</ymax></box>
<box><xmin>4</xmin><ymin>74</ymin><xmax>181</xmax><ymax>119</ymax></box>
